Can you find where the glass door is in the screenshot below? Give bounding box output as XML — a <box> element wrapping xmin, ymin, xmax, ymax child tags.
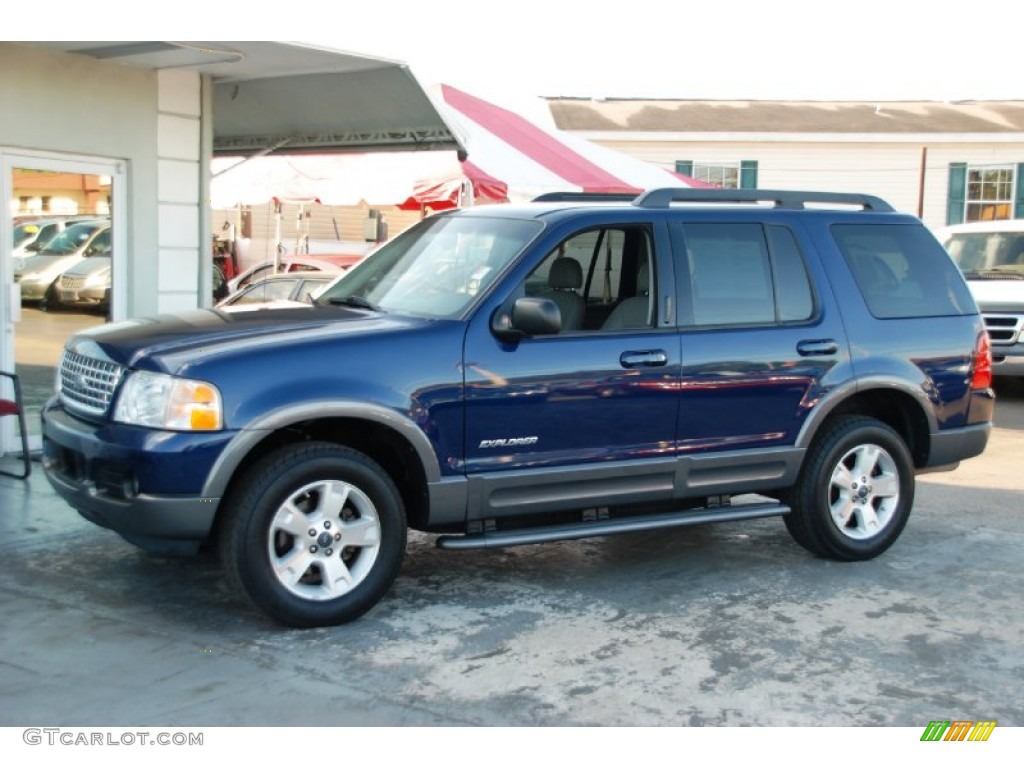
<box><xmin>1</xmin><ymin>150</ymin><xmax>125</xmax><ymax>457</ymax></box>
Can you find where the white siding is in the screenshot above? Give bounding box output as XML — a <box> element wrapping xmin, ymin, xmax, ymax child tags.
<box><xmin>593</xmin><ymin>138</ymin><xmax>1024</xmax><ymax>231</ymax></box>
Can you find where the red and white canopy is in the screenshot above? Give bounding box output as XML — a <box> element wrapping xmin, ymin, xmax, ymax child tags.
<box><xmin>420</xmin><ymin>84</ymin><xmax>702</xmax><ymax>206</ymax></box>
<box><xmin>210</xmin><ymin>84</ymin><xmax>702</xmax><ymax>209</ymax></box>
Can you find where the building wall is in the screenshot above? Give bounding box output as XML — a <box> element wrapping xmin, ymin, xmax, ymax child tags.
<box><xmin>591</xmin><ymin>136</ymin><xmax>1024</xmax><ymax>231</ymax></box>
<box><xmin>0</xmin><ymin>43</ymin><xmax>160</xmax><ymax>317</ymax></box>
<box><xmin>1</xmin><ymin>44</ymin><xmax>206</xmax><ymax>317</ymax></box>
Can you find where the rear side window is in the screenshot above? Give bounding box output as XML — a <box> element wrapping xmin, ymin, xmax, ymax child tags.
<box><xmin>682</xmin><ymin>222</ymin><xmax>815</xmax><ymax>327</ymax></box>
<box><xmin>832</xmin><ymin>224</ymin><xmax>975</xmax><ymax>319</ymax></box>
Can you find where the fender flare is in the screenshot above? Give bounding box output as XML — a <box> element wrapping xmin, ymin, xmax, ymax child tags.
<box><xmin>200</xmin><ymin>400</ymin><xmax>441</xmax><ymax>498</ymax></box>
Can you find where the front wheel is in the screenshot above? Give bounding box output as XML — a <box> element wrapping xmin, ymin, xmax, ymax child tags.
<box><xmin>39</xmin><ymin>280</ymin><xmax>61</xmax><ymax>312</ymax></box>
<box><xmin>220</xmin><ymin>442</ymin><xmax>407</xmax><ymax>627</ymax></box>
<box><xmin>785</xmin><ymin>416</ymin><xmax>914</xmax><ymax>561</ymax></box>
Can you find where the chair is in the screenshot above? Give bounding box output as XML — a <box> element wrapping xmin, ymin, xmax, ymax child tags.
<box><xmin>603</xmin><ymin>262</ymin><xmax>652</xmax><ymax>330</ymax></box>
<box><xmin>0</xmin><ymin>371</ymin><xmax>31</xmax><ymax>479</ymax></box>
<box><xmin>547</xmin><ymin>257</ymin><xmax>585</xmax><ymax>331</ymax></box>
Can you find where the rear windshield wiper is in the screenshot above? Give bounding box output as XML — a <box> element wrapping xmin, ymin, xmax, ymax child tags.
<box><xmin>322</xmin><ymin>295</ymin><xmax>385</xmax><ymax>312</ymax></box>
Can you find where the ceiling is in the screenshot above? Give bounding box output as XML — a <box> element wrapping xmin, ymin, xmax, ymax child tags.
<box><xmin>26</xmin><ymin>41</ymin><xmax>464</xmax><ymax>156</ymax></box>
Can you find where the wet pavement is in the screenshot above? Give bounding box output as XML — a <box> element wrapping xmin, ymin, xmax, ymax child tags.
<box><xmin>1</xmin><ymin>383</ymin><xmax>1023</xmax><ymax>727</ymax></box>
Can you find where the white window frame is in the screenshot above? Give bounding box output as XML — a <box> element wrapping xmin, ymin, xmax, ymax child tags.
<box><xmin>965</xmin><ymin>164</ymin><xmax>1015</xmax><ymax>222</ymax></box>
<box><xmin>692</xmin><ymin>162</ymin><xmax>741</xmax><ymax>189</ymax></box>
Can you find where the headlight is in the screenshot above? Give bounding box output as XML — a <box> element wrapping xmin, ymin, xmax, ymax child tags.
<box><xmin>84</xmin><ymin>269</ymin><xmax>110</xmax><ymax>287</ymax></box>
<box><xmin>113</xmin><ymin>371</ymin><xmax>223</xmax><ymax>431</ymax></box>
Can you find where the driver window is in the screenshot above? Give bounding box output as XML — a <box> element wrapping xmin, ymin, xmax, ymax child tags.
<box><xmin>522</xmin><ymin>226</ymin><xmax>654</xmax><ymax>333</ymax></box>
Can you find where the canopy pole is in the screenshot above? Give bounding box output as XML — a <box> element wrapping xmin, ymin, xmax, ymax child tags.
<box><xmin>273</xmin><ymin>200</ymin><xmax>283</xmax><ymax>273</ymax></box>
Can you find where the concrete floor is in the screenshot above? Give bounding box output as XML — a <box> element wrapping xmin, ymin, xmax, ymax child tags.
<box><xmin>1</xmin><ymin>382</ymin><xmax>1023</xmax><ymax>727</ymax></box>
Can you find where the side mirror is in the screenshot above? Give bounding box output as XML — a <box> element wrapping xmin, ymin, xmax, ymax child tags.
<box><xmin>492</xmin><ymin>297</ymin><xmax>561</xmax><ymax>341</ymax></box>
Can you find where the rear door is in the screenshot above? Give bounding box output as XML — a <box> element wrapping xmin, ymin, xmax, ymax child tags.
<box><xmin>671</xmin><ymin>218</ymin><xmax>847</xmax><ymax>453</ymax></box>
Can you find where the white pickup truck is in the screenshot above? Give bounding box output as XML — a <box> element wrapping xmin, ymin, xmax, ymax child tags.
<box><xmin>937</xmin><ymin>219</ymin><xmax>1024</xmax><ymax>378</ymax></box>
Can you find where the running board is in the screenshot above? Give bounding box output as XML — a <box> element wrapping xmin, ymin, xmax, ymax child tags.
<box><xmin>435</xmin><ymin>502</ymin><xmax>790</xmax><ymax>550</ymax></box>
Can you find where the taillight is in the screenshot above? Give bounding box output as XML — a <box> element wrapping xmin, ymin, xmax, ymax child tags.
<box><xmin>971</xmin><ymin>333</ymin><xmax>992</xmax><ymax>390</ymax></box>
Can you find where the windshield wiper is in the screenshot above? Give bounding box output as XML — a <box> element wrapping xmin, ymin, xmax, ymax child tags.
<box><xmin>962</xmin><ymin>269</ymin><xmax>1024</xmax><ymax>281</ymax></box>
<box><xmin>322</xmin><ymin>295</ymin><xmax>385</xmax><ymax>312</ymax></box>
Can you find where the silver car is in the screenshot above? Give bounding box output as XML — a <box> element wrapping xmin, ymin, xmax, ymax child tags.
<box><xmin>52</xmin><ymin>238</ymin><xmax>113</xmax><ymax>312</ymax></box>
<box><xmin>15</xmin><ymin>220</ymin><xmax>109</xmax><ymax>302</ymax></box>
<box><xmin>12</xmin><ymin>216</ymin><xmax>98</xmax><ymax>271</ymax></box>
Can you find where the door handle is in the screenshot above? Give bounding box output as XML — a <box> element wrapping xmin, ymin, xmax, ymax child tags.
<box><xmin>620</xmin><ymin>350</ymin><xmax>669</xmax><ymax>368</ymax></box>
<box><xmin>796</xmin><ymin>339</ymin><xmax>839</xmax><ymax>357</ymax></box>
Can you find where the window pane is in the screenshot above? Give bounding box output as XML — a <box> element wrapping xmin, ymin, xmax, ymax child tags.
<box><xmin>693</xmin><ymin>162</ymin><xmax>741</xmax><ymax>190</ymax></box>
<box><xmin>832</xmin><ymin>224</ymin><xmax>974</xmax><ymax>318</ymax></box>
<box><xmin>766</xmin><ymin>226</ymin><xmax>814</xmax><ymax>322</ymax></box>
<box><xmin>684</xmin><ymin>222</ymin><xmax>775</xmax><ymax>326</ymax></box>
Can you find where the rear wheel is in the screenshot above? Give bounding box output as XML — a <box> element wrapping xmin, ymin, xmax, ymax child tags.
<box><xmin>785</xmin><ymin>415</ymin><xmax>914</xmax><ymax>561</ymax></box>
<box><xmin>220</xmin><ymin>442</ymin><xmax>407</xmax><ymax>627</ymax></box>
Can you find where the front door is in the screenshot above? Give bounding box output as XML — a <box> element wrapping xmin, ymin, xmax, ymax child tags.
<box><xmin>461</xmin><ymin>221</ymin><xmax>681</xmax><ymax>519</ymax></box>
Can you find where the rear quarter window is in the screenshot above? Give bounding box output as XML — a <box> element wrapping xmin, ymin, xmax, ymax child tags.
<box><xmin>832</xmin><ymin>224</ymin><xmax>975</xmax><ymax>319</ymax></box>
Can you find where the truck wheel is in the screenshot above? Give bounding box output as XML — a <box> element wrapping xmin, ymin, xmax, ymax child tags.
<box><xmin>784</xmin><ymin>415</ymin><xmax>914</xmax><ymax>561</ymax></box>
<box><xmin>220</xmin><ymin>442</ymin><xmax>407</xmax><ymax>627</ymax></box>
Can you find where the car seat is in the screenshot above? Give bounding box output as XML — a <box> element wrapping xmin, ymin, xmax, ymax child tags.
<box><xmin>547</xmin><ymin>257</ymin><xmax>585</xmax><ymax>331</ymax></box>
<box><xmin>602</xmin><ymin>262</ymin><xmax>652</xmax><ymax>330</ymax></box>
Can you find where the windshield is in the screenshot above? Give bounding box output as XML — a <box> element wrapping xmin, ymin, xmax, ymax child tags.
<box><xmin>14</xmin><ymin>223</ymin><xmax>39</xmax><ymax>247</ymax></box>
<box><xmin>84</xmin><ymin>229</ymin><xmax>111</xmax><ymax>256</ymax></box>
<box><xmin>944</xmin><ymin>231</ymin><xmax>1024</xmax><ymax>277</ymax></box>
<box><xmin>40</xmin><ymin>223</ymin><xmax>102</xmax><ymax>255</ymax></box>
<box><xmin>316</xmin><ymin>214</ymin><xmax>541</xmax><ymax>318</ymax></box>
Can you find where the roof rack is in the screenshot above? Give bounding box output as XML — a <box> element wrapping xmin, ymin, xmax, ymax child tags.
<box><xmin>632</xmin><ymin>188</ymin><xmax>894</xmax><ymax>212</ymax></box>
<box><xmin>531</xmin><ymin>191</ymin><xmax>640</xmax><ymax>203</ymax></box>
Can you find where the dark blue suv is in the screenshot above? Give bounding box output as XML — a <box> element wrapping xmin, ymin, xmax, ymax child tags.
<box><xmin>41</xmin><ymin>189</ymin><xmax>994</xmax><ymax>627</ymax></box>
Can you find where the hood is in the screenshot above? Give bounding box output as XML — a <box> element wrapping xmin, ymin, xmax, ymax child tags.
<box><xmin>16</xmin><ymin>252</ymin><xmax>84</xmax><ymax>279</ymax></box>
<box><xmin>62</xmin><ymin>255</ymin><xmax>111</xmax><ymax>277</ymax></box>
<box><xmin>66</xmin><ymin>306</ymin><xmax>434</xmax><ymax>372</ymax></box>
<box><xmin>965</xmin><ymin>278</ymin><xmax>1024</xmax><ymax>312</ymax></box>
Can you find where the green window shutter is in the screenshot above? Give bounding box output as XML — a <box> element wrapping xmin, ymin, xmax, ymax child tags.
<box><xmin>675</xmin><ymin>160</ymin><xmax>693</xmax><ymax>177</ymax></box>
<box><xmin>740</xmin><ymin>160</ymin><xmax>758</xmax><ymax>189</ymax></box>
<box><xmin>1015</xmin><ymin>163</ymin><xmax>1024</xmax><ymax>219</ymax></box>
<box><xmin>947</xmin><ymin>162</ymin><xmax>967</xmax><ymax>225</ymax></box>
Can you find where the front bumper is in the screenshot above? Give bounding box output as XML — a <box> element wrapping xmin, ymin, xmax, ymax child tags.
<box><xmin>41</xmin><ymin>399</ymin><xmax>236</xmax><ymax>555</ymax></box>
<box><xmin>990</xmin><ymin>343</ymin><xmax>1024</xmax><ymax>377</ymax></box>
<box><xmin>19</xmin><ymin>279</ymin><xmax>50</xmax><ymax>301</ymax></box>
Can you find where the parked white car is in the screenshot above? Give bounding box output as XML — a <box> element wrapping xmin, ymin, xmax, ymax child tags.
<box><xmin>227</xmin><ymin>254</ymin><xmax>364</xmax><ymax>294</ymax></box>
<box><xmin>15</xmin><ymin>220</ymin><xmax>110</xmax><ymax>303</ymax></box>
<box><xmin>216</xmin><ymin>272</ymin><xmax>339</xmax><ymax>312</ymax></box>
<box><xmin>12</xmin><ymin>216</ymin><xmax>98</xmax><ymax>271</ymax></box>
<box><xmin>936</xmin><ymin>219</ymin><xmax>1024</xmax><ymax>377</ymax></box>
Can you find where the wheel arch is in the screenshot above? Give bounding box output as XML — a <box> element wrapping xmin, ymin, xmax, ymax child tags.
<box><xmin>203</xmin><ymin>402</ymin><xmax>440</xmax><ymax>532</ymax></box>
<box><xmin>797</xmin><ymin>378</ymin><xmax>935</xmax><ymax>468</ymax></box>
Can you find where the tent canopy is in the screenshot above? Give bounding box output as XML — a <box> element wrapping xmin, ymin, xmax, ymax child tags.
<box><xmin>211</xmin><ymin>84</ymin><xmax>702</xmax><ymax>209</ymax></box>
<box><xmin>27</xmin><ymin>42</ymin><xmax>462</xmax><ymax>156</ymax></box>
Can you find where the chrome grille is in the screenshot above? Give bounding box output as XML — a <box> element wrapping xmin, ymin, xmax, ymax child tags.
<box><xmin>59</xmin><ymin>350</ymin><xmax>124</xmax><ymax>416</ymax></box>
<box><xmin>983</xmin><ymin>314</ymin><xmax>1022</xmax><ymax>346</ymax></box>
<box><xmin>58</xmin><ymin>276</ymin><xmax>86</xmax><ymax>291</ymax></box>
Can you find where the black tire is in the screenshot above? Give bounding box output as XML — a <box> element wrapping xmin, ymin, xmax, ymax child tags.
<box><xmin>39</xmin><ymin>280</ymin><xmax>60</xmax><ymax>312</ymax></box>
<box><xmin>220</xmin><ymin>442</ymin><xmax>407</xmax><ymax>627</ymax></box>
<box><xmin>785</xmin><ymin>415</ymin><xmax>914</xmax><ymax>561</ymax></box>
